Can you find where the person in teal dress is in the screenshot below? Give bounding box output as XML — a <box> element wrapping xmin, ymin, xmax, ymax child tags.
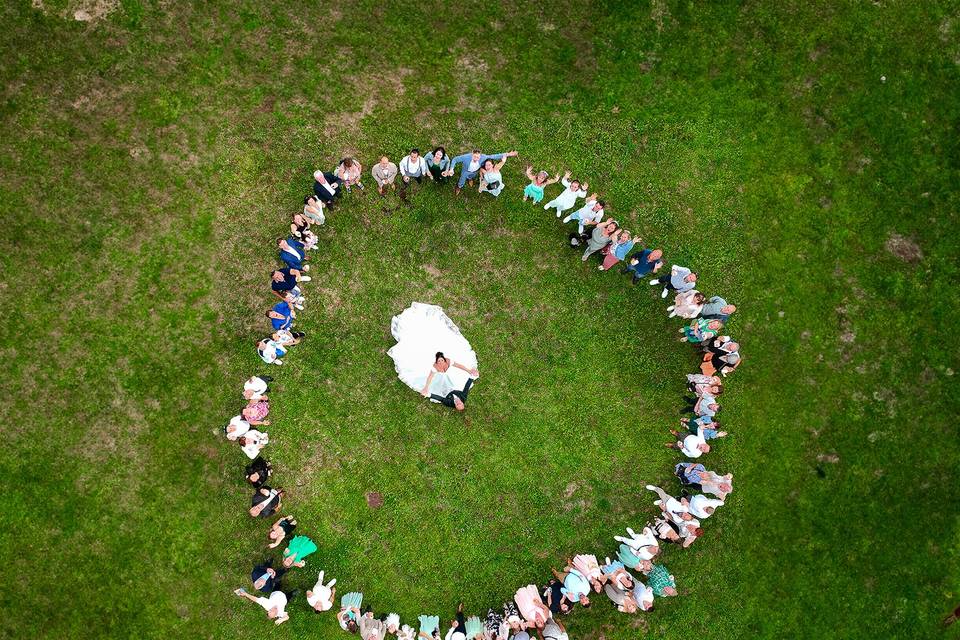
<box><xmin>523</xmin><ymin>167</ymin><xmax>560</xmax><ymax>203</ymax></box>
<box><xmin>281</xmin><ymin>535</ymin><xmax>317</xmax><ymax>568</ymax></box>
<box><xmin>644</xmin><ymin>563</ymin><xmax>678</xmax><ymax>596</ymax></box>
<box><xmin>616</xmin><ymin>543</ymin><xmax>649</xmax><ymax>572</ymax></box>
<box><xmin>681</xmin><ymin>318</ymin><xmax>722</xmax><ymax>344</ymax></box>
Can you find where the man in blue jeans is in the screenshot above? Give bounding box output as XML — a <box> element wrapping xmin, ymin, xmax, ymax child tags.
<box><xmin>450</xmin><ymin>149</ymin><xmax>517</xmax><ymax>195</ymax></box>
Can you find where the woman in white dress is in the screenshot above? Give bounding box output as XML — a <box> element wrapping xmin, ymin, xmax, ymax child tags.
<box><xmin>387</xmin><ymin>303</ymin><xmax>479</xmax><ymax>411</ymax></box>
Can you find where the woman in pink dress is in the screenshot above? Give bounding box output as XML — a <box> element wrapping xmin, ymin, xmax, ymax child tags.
<box><xmin>571</xmin><ymin>554</ymin><xmax>604</xmax><ymax>592</ymax></box>
<box><xmin>514</xmin><ymin>585</ymin><xmax>551</xmax><ymax>629</ymax></box>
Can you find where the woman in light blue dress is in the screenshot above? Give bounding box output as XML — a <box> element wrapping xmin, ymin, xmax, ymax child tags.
<box><xmin>418</xmin><ymin>614</ymin><xmax>440</xmax><ymax>639</ymax></box>
<box><xmin>337</xmin><ymin>592</ymin><xmax>364</xmax><ymax>631</ymax></box>
<box><xmin>478</xmin><ymin>156</ymin><xmax>510</xmax><ymax>197</ymax></box>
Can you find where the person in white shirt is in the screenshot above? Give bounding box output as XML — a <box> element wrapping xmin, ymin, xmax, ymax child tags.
<box><xmin>645</xmin><ymin>485</ymin><xmax>693</xmax><ymax>523</ymax></box>
<box><xmin>613</xmin><ymin>526</ymin><xmax>659</xmax><ymax>560</ymax></box>
<box><xmin>562</xmin><ymin>195</ymin><xmax>604</xmax><ymax>235</ymax></box>
<box><xmin>688</xmin><ymin>494</ymin><xmax>724</xmax><ymax>518</ymax></box>
<box><xmin>225</xmin><ymin>415</ymin><xmax>250</xmax><ymax>441</ymax></box>
<box><xmin>632</xmin><ymin>581</ymin><xmax>655</xmax><ymax>611</ymax></box>
<box><xmin>667</xmin><ymin>426</ymin><xmax>710</xmax><ymax>458</ymax></box>
<box><xmin>384</xmin><ymin>613</ymin><xmax>402</xmax><ymax>635</ymax></box>
<box><xmin>543</xmin><ymin>171</ymin><xmax>588</xmax><ymax>217</ymax></box>
<box><xmin>234</xmin><ymin>587</ymin><xmax>289</xmax><ymax>625</ymax></box>
<box><xmin>400</xmin><ymin>149</ymin><xmax>429</xmax><ymax>180</ymax></box>
<box><xmin>306</xmin><ymin>570</ymin><xmax>337</xmax><ymax>612</ymax></box>
<box><xmin>243</xmin><ymin>375</ymin><xmax>270</xmax><ymax>400</ymax></box>
<box><xmin>238</xmin><ymin>429</ymin><xmax>269</xmax><ymax>459</ymax></box>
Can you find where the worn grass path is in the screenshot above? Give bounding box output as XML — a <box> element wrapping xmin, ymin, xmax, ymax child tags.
<box><xmin>1</xmin><ymin>1</ymin><xmax>959</xmax><ymax>638</ymax></box>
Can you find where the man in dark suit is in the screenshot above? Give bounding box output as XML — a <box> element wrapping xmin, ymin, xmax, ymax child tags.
<box><xmin>429</xmin><ymin>377</ymin><xmax>475</xmax><ymax>411</ymax></box>
<box><xmin>312</xmin><ymin>170</ymin><xmax>342</xmax><ymax>206</ymax></box>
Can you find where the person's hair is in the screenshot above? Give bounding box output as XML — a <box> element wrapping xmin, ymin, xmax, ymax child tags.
<box><xmin>303</xmin><ymin>195</ymin><xmax>315</xmax><ymax>204</ymax></box>
<box><xmin>346</xmin><ymin>620</ymin><xmax>359</xmax><ymax>634</ymax></box>
<box><xmin>570</xmin><ymin>179</ymin><xmax>580</xmax><ymax>187</ymax></box>
<box><xmin>694</xmin><ymin>293</ymin><xmax>706</xmax><ymax>303</ymax></box>
<box><xmin>432</xmin><ymin>146</ymin><xmax>446</xmax><ymax>156</ymax></box>
<box><xmin>581</xmin><ymin>601</ymin><xmax>591</xmax><ymax>609</ymax></box>
<box><xmin>410</xmin><ymin>148</ymin><xmax>420</xmax><ymax>155</ymax></box>
<box><xmin>694</xmin><ymin>528</ymin><xmax>704</xmax><ymax>537</ymax></box>
<box><xmin>238</xmin><ymin>436</ymin><xmax>249</xmax><ymax>446</ymax></box>
<box><xmin>342</xmin><ymin>157</ymin><xmax>354</xmax><ymax>168</ymax></box>
<box><xmin>265</xmin><ymin>310</ymin><xmax>272</xmax><ymax>317</ymax></box>
<box><xmin>435</xmin><ymin>352</ymin><xmax>446</xmax><ymax>361</ymax></box>
<box><xmin>380</xmin><ymin>156</ymin><xmax>389</xmax><ymax>163</ymax></box>
<box><xmin>596</xmin><ymin>199</ymin><xmax>605</xmax><ymax>207</ymax></box>
<box><xmin>483</xmin><ymin>158</ymin><xmax>494</xmax><ymax>169</ymax></box>
<box><xmin>276</xmin><ymin>237</ymin><xmax>284</xmax><ymax>246</ymax></box>
<box><xmin>472</xmin><ymin>148</ymin><xmax>481</xmax><ymax>154</ymax></box>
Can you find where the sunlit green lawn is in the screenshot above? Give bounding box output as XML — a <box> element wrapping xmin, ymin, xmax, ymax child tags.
<box><xmin>1</xmin><ymin>1</ymin><xmax>958</xmax><ymax>639</ymax></box>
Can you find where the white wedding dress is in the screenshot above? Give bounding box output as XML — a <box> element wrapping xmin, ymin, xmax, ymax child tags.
<box><xmin>387</xmin><ymin>302</ymin><xmax>478</xmax><ymax>398</ymax></box>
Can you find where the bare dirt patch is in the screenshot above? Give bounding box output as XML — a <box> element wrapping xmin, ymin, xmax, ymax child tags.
<box><xmin>884</xmin><ymin>232</ymin><xmax>922</xmax><ymax>263</ymax></box>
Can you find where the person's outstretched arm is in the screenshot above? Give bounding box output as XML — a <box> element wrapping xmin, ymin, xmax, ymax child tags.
<box><xmin>452</xmin><ymin>362</ymin><xmax>480</xmax><ymax>377</ymax></box>
<box><xmin>421</xmin><ymin>370</ymin><xmax>436</xmax><ymax>396</ymax></box>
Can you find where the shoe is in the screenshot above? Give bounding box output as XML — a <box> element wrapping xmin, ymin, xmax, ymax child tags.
<box><xmin>649</xmin><ymin>279</ymin><xmax>659</xmax><ymax>285</ymax></box>
<box><xmin>274</xmin><ymin>359</ymin><xmax>284</xmax><ymax>365</ymax></box>
<box><xmin>556</xmin><ymin>210</ymin><xmax>562</xmax><ymax>218</ymax></box>
<box><xmin>645</xmin><ymin>484</ymin><xmax>656</xmax><ymax>491</ymax></box>
<box><xmin>661</xmin><ymin>288</ymin><xmax>669</xmax><ymax>298</ymax></box>
<box><xmin>468</xmin><ymin>179</ymin><xmax>474</xmax><ymax>187</ymax></box>
<box><xmin>356</xmin><ymin>182</ymin><xmax>364</xmax><ymax>190</ymax></box>
<box><xmin>631</xmin><ymin>277</ymin><xmax>639</xmax><ymax>285</ymax></box>
<box><xmin>597</xmin><ymin>265</ymin><xmax>604</xmax><ymax>270</ymax></box>
<box><xmin>294</xmin><ymin>304</ymin><xmax>304</xmax><ymax>311</ymax></box>
<box><xmin>303</xmin><ymin>265</ymin><xmax>310</xmax><ymax>272</ymax></box>
<box><xmin>345</xmin><ymin>185</ymin><xmax>351</xmax><ymax>193</ymax></box>
<box><xmin>454</xmin><ymin>187</ymin><xmax>461</xmax><ymax>195</ymax></box>
<box><xmin>299</xmin><ymin>276</ymin><xmax>312</xmax><ymax>282</ymax></box>
<box><xmin>581</xmin><ymin>254</ymin><xmax>589</xmax><ymax>262</ymax></box>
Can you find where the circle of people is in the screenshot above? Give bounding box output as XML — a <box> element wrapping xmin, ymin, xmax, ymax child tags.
<box><xmin>226</xmin><ymin>146</ymin><xmax>744</xmax><ymax>637</ymax></box>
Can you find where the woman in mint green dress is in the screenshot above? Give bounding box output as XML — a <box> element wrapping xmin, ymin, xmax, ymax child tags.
<box><xmin>464</xmin><ymin>615</ymin><xmax>483</xmax><ymax>639</ymax></box>
<box><xmin>523</xmin><ymin>167</ymin><xmax>559</xmax><ymax>203</ymax></box>
<box><xmin>281</xmin><ymin>535</ymin><xmax>317</xmax><ymax>568</ymax></box>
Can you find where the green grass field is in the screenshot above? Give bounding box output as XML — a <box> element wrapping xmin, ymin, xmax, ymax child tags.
<box><xmin>2</xmin><ymin>1</ymin><xmax>959</xmax><ymax>638</ymax></box>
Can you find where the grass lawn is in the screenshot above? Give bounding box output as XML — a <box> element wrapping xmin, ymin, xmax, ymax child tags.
<box><xmin>2</xmin><ymin>1</ymin><xmax>959</xmax><ymax>638</ymax></box>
